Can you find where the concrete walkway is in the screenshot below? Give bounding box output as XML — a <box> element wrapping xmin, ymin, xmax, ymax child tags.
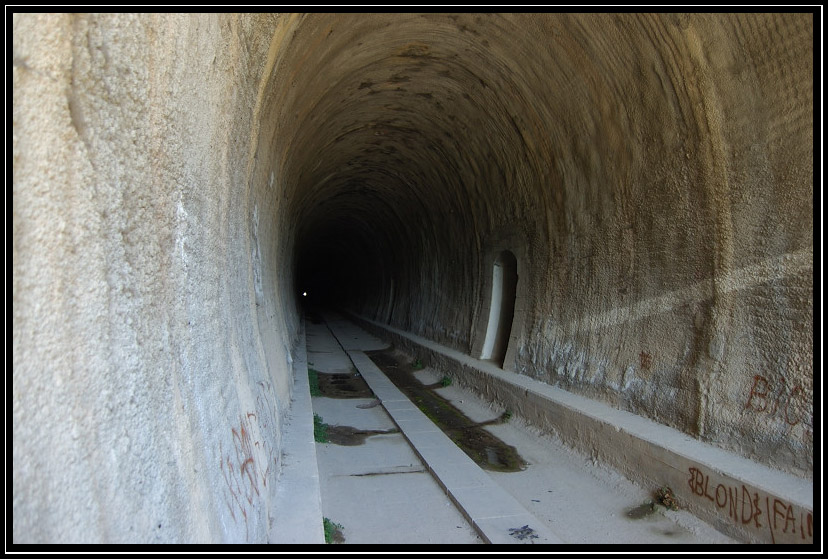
<box><xmin>298</xmin><ymin>312</ymin><xmax>738</xmax><ymax>546</ymax></box>
<box><xmin>307</xmin><ymin>316</ymin><xmax>482</xmax><ymax>544</ymax></box>
<box><xmin>269</xmin><ymin>320</ymin><xmax>325</xmax><ymax>544</ymax></box>
<box><xmin>325</xmin><ymin>319</ymin><xmax>563</xmax><ymax>544</ymax></box>
<box><xmin>348</xmin><ymin>312</ymin><xmax>814</xmax><ymax>546</ymax></box>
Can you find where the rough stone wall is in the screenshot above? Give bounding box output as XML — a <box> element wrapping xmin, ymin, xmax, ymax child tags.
<box><xmin>280</xmin><ymin>14</ymin><xmax>812</xmax><ymax>478</ymax></box>
<box><xmin>506</xmin><ymin>13</ymin><xmax>814</xmax><ymax>479</ymax></box>
<box><xmin>12</xmin><ymin>13</ymin><xmax>296</xmax><ymax>543</ymax></box>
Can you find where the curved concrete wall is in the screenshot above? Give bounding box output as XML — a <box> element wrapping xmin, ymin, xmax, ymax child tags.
<box><xmin>13</xmin><ymin>13</ymin><xmax>296</xmax><ymax>543</ymax></box>
<box><xmin>279</xmin><ymin>13</ymin><xmax>813</xmax><ymax>477</ymax></box>
<box><xmin>13</xmin><ymin>12</ymin><xmax>813</xmax><ymax>543</ymax></box>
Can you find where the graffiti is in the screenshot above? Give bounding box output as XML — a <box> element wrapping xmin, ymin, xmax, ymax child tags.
<box><xmin>220</xmin><ymin>414</ymin><xmax>259</xmax><ymax>542</ymax></box>
<box><xmin>256</xmin><ymin>380</ymin><xmax>280</xmax><ymax>488</ymax></box>
<box><xmin>744</xmin><ymin>375</ymin><xmax>808</xmax><ymax>426</ymax></box>
<box><xmin>687</xmin><ymin>466</ymin><xmax>812</xmax><ymax>544</ymax></box>
<box><xmin>232</xmin><ymin>417</ymin><xmax>260</xmax><ymax>504</ymax></box>
<box><xmin>219</xmin><ymin>380</ymin><xmax>282</xmax><ymax>541</ymax></box>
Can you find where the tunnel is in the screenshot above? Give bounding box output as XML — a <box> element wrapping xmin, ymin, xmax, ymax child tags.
<box><xmin>12</xmin><ymin>13</ymin><xmax>814</xmax><ymax>544</ymax></box>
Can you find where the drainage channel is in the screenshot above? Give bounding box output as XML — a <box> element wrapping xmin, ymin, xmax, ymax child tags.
<box><xmin>365</xmin><ymin>348</ymin><xmax>525</xmax><ymax>473</ymax></box>
<box><xmin>312</xmin><ymin>342</ymin><xmax>524</xmax><ymax>472</ymax></box>
<box><xmin>309</xmin><ymin>310</ymin><xmax>524</xmax><ymax>472</ymax></box>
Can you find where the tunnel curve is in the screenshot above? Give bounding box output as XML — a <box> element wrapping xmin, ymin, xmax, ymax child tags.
<box><xmin>263</xmin><ymin>12</ymin><xmax>812</xmax><ymax>479</ymax></box>
<box><xmin>272</xmin><ymin>14</ymin><xmax>811</xmax><ymax>476</ymax></box>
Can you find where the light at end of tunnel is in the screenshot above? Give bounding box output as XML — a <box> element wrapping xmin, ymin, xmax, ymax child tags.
<box><xmin>303</xmin><ymin>292</ymin><xmax>307</xmax><ymax>297</ymax></box>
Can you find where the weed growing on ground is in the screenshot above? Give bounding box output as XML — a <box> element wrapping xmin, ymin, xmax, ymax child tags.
<box><xmin>313</xmin><ymin>413</ymin><xmax>329</xmax><ymax>443</ymax></box>
<box><xmin>308</xmin><ymin>368</ymin><xmax>322</xmax><ymax>397</ymax></box>
<box><xmin>412</xmin><ymin>359</ymin><xmax>424</xmax><ymax>370</ymax></box>
<box><xmin>323</xmin><ymin>517</ymin><xmax>344</xmax><ymax>543</ymax></box>
<box><xmin>655</xmin><ymin>486</ymin><xmax>679</xmax><ymax>510</ymax></box>
<box><xmin>440</xmin><ymin>375</ymin><xmax>452</xmax><ymax>387</ymax></box>
<box><xmin>501</xmin><ymin>410</ymin><xmax>513</xmax><ymax>422</ymax></box>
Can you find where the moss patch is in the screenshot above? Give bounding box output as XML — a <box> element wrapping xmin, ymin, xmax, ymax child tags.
<box><xmin>308</xmin><ymin>368</ymin><xmax>322</xmax><ymax>397</ymax></box>
<box><xmin>313</xmin><ymin>413</ymin><xmax>329</xmax><ymax>443</ymax></box>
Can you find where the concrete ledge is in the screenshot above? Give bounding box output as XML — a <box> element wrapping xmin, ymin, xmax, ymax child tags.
<box><xmin>269</xmin><ymin>320</ymin><xmax>326</xmax><ymax>544</ymax></box>
<box><xmin>349</xmin><ymin>313</ymin><xmax>814</xmax><ymax>545</ymax></box>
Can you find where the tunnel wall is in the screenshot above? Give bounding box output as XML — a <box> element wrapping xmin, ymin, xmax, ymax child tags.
<box><xmin>12</xmin><ymin>13</ymin><xmax>298</xmax><ymax>543</ymax></box>
<box><xmin>277</xmin><ymin>13</ymin><xmax>812</xmax><ymax>479</ymax></box>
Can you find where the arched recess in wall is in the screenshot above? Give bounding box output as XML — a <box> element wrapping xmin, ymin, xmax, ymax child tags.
<box><xmin>470</xmin><ymin>229</ymin><xmax>529</xmax><ymax>372</ymax></box>
<box><xmin>480</xmin><ymin>250</ymin><xmax>518</xmax><ymax>367</ymax></box>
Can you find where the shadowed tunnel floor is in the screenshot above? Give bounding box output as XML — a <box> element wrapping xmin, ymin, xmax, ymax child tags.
<box><xmin>307</xmin><ymin>312</ymin><xmax>738</xmax><ymax>544</ymax></box>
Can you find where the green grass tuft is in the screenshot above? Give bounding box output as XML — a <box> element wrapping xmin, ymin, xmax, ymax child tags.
<box><xmin>313</xmin><ymin>413</ymin><xmax>329</xmax><ymax>443</ymax></box>
<box><xmin>308</xmin><ymin>368</ymin><xmax>322</xmax><ymax>397</ymax></box>
<box><xmin>323</xmin><ymin>517</ymin><xmax>344</xmax><ymax>543</ymax></box>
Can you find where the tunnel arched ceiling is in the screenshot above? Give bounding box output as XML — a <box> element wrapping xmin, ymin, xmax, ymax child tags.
<box><xmin>258</xmin><ymin>12</ymin><xmax>812</xmax><ymax>476</ymax></box>
<box><xmin>279</xmin><ymin>13</ymin><xmax>559</xmax><ymax>316</ymax></box>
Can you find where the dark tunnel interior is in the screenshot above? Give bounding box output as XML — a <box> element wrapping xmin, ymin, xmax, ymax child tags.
<box><xmin>286</xmin><ymin>13</ymin><xmax>534</xmax><ymax>329</ymax></box>
<box><xmin>274</xmin><ymin>12</ymin><xmax>812</xmax><ymax>482</ymax></box>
